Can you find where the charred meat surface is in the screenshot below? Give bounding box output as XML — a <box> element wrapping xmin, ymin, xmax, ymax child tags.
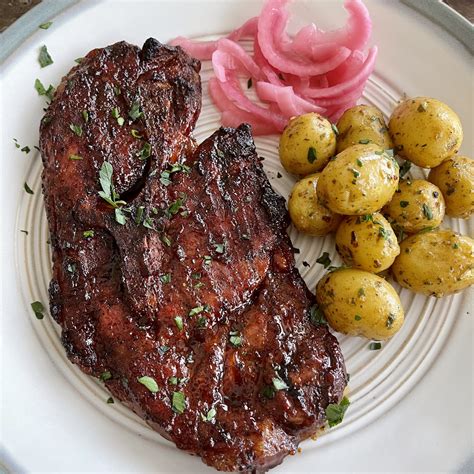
<box><xmin>40</xmin><ymin>38</ymin><xmax>346</xmax><ymax>472</ymax></box>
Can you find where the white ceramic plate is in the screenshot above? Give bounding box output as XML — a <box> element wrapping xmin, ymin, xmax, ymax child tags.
<box><xmin>1</xmin><ymin>1</ymin><xmax>472</xmax><ymax>472</ymax></box>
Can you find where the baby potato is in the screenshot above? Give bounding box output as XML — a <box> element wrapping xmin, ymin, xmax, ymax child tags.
<box><xmin>389</xmin><ymin>97</ymin><xmax>463</xmax><ymax>168</ymax></box>
<box><xmin>279</xmin><ymin>113</ymin><xmax>337</xmax><ymax>175</ymax></box>
<box><xmin>317</xmin><ymin>144</ymin><xmax>399</xmax><ymax>215</ymax></box>
<box><xmin>336</xmin><ymin>105</ymin><xmax>393</xmax><ymax>153</ymax></box>
<box><xmin>335</xmin><ymin>212</ymin><xmax>400</xmax><ymax>273</ymax></box>
<box><xmin>392</xmin><ymin>229</ymin><xmax>474</xmax><ymax>297</ymax></box>
<box><xmin>288</xmin><ymin>173</ymin><xmax>342</xmax><ymax>236</ymax></box>
<box><xmin>383</xmin><ymin>179</ymin><xmax>445</xmax><ymax>233</ymax></box>
<box><xmin>428</xmin><ymin>155</ymin><xmax>474</xmax><ymax>219</ymax></box>
<box><xmin>316</xmin><ymin>268</ymin><xmax>404</xmax><ymax>340</ymax></box>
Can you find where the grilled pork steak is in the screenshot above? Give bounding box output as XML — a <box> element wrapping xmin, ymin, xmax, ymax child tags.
<box><xmin>40</xmin><ymin>38</ymin><xmax>346</xmax><ymax>472</ymax></box>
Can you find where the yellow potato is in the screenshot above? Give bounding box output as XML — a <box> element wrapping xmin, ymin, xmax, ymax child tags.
<box><xmin>288</xmin><ymin>173</ymin><xmax>341</xmax><ymax>236</ymax></box>
<box><xmin>392</xmin><ymin>229</ymin><xmax>474</xmax><ymax>297</ymax></box>
<box><xmin>336</xmin><ymin>105</ymin><xmax>393</xmax><ymax>153</ymax></box>
<box><xmin>316</xmin><ymin>268</ymin><xmax>404</xmax><ymax>340</ymax></box>
<box><xmin>335</xmin><ymin>212</ymin><xmax>400</xmax><ymax>273</ymax></box>
<box><xmin>388</xmin><ymin>97</ymin><xmax>463</xmax><ymax>168</ymax></box>
<box><xmin>279</xmin><ymin>113</ymin><xmax>337</xmax><ymax>175</ymax></box>
<box><xmin>383</xmin><ymin>179</ymin><xmax>445</xmax><ymax>234</ymax></box>
<box><xmin>317</xmin><ymin>144</ymin><xmax>399</xmax><ymax>215</ymax></box>
<box><xmin>428</xmin><ymin>155</ymin><xmax>474</xmax><ymax>219</ymax></box>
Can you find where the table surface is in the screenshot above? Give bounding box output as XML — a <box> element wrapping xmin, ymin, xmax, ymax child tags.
<box><xmin>0</xmin><ymin>0</ymin><xmax>473</xmax><ymax>33</ymax></box>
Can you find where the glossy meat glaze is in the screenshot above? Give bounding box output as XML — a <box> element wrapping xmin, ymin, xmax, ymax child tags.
<box><xmin>40</xmin><ymin>38</ymin><xmax>346</xmax><ymax>472</ymax></box>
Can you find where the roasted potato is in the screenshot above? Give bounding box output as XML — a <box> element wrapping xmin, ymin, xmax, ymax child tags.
<box><xmin>316</xmin><ymin>268</ymin><xmax>404</xmax><ymax>340</ymax></box>
<box><xmin>279</xmin><ymin>113</ymin><xmax>337</xmax><ymax>175</ymax></box>
<box><xmin>392</xmin><ymin>229</ymin><xmax>474</xmax><ymax>297</ymax></box>
<box><xmin>383</xmin><ymin>179</ymin><xmax>445</xmax><ymax>233</ymax></box>
<box><xmin>335</xmin><ymin>212</ymin><xmax>400</xmax><ymax>273</ymax></box>
<box><xmin>388</xmin><ymin>97</ymin><xmax>463</xmax><ymax>168</ymax></box>
<box><xmin>317</xmin><ymin>144</ymin><xmax>399</xmax><ymax>215</ymax></box>
<box><xmin>288</xmin><ymin>173</ymin><xmax>341</xmax><ymax>236</ymax></box>
<box><xmin>336</xmin><ymin>105</ymin><xmax>393</xmax><ymax>153</ymax></box>
<box><xmin>428</xmin><ymin>155</ymin><xmax>474</xmax><ymax>219</ymax></box>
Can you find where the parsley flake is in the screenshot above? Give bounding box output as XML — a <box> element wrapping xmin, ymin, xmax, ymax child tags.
<box><xmin>31</xmin><ymin>301</ymin><xmax>45</xmax><ymax>319</ymax></box>
<box><xmin>189</xmin><ymin>306</ymin><xmax>204</xmax><ymax>316</ymax></box>
<box><xmin>172</xmin><ymin>391</ymin><xmax>186</xmax><ymax>414</ymax></box>
<box><xmin>400</xmin><ymin>200</ymin><xmax>409</xmax><ymax>208</ymax></box>
<box><xmin>201</xmin><ymin>407</ymin><xmax>216</xmax><ymax>422</ymax></box>
<box><xmin>309</xmin><ymin>305</ymin><xmax>326</xmax><ymax>325</ymax></box>
<box><xmin>369</xmin><ymin>342</ymin><xmax>382</xmax><ymax>350</ymax></box>
<box><xmin>24</xmin><ymin>182</ymin><xmax>34</xmax><ymax>195</ymax></box>
<box><xmin>69</xmin><ymin>154</ymin><xmax>83</xmax><ymax>161</ymax></box>
<box><xmin>137</xmin><ymin>376</ymin><xmax>159</xmax><ymax>393</ymax></box>
<box><xmin>325</xmin><ymin>397</ymin><xmax>350</xmax><ymax>427</ymax></box>
<box><xmin>106</xmin><ymin>397</ymin><xmax>114</xmax><ymax>404</ymax></box>
<box><xmin>213</xmin><ymin>242</ymin><xmax>225</xmax><ymax>254</ymax></box>
<box><xmin>331</xmin><ymin>123</ymin><xmax>339</xmax><ymax>136</ymax></box>
<box><xmin>386</xmin><ymin>313</ymin><xmax>396</xmax><ymax>329</ymax></box>
<box><xmin>160</xmin><ymin>273</ymin><xmax>171</xmax><ymax>284</ymax></box>
<box><xmin>69</xmin><ymin>123</ymin><xmax>83</xmax><ymax>136</ymax></box>
<box><xmin>128</xmin><ymin>100</ymin><xmax>142</xmax><ymax>121</ymax></box>
<box><xmin>399</xmin><ymin>161</ymin><xmax>411</xmax><ymax>178</ymax></box>
<box><xmin>229</xmin><ymin>331</ymin><xmax>242</xmax><ymax>347</ymax></box>
<box><xmin>307</xmin><ymin>147</ymin><xmax>317</xmax><ymax>164</ymax></box>
<box><xmin>83</xmin><ymin>230</ymin><xmax>94</xmax><ymax>238</ymax></box>
<box><xmin>100</xmin><ymin>371</ymin><xmax>112</xmax><ymax>381</ymax></box>
<box><xmin>272</xmin><ymin>375</ymin><xmax>288</xmax><ymax>391</ymax></box>
<box><xmin>316</xmin><ymin>252</ymin><xmax>331</xmax><ymax>268</ymax></box>
<box><xmin>39</xmin><ymin>21</ymin><xmax>53</xmax><ymax>30</ymax></box>
<box><xmin>174</xmin><ymin>316</ymin><xmax>184</xmax><ymax>331</ymax></box>
<box><xmin>422</xmin><ymin>204</ymin><xmax>433</xmax><ymax>220</ymax></box>
<box><xmin>38</xmin><ymin>45</ymin><xmax>53</xmax><ymax>68</ymax></box>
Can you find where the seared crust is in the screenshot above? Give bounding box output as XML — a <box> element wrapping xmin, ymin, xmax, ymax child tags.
<box><xmin>40</xmin><ymin>38</ymin><xmax>346</xmax><ymax>472</ymax></box>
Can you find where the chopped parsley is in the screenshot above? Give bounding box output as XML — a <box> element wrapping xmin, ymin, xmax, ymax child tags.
<box><xmin>369</xmin><ymin>342</ymin><xmax>382</xmax><ymax>350</ymax></box>
<box><xmin>262</xmin><ymin>385</ymin><xmax>276</xmax><ymax>399</ymax></box>
<box><xmin>168</xmin><ymin>376</ymin><xmax>178</xmax><ymax>385</ymax></box>
<box><xmin>422</xmin><ymin>204</ymin><xmax>433</xmax><ymax>220</ymax></box>
<box><xmin>69</xmin><ymin>123</ymin><xmax>83</xmax><ymax>136</ymax></box>
<box><xmin>166</xmin><ymin>195</ymin><xmax>186</xmax><ymax>217</ymax></box>
<box><xmin>399</xmin><ymin>161</ymin><xmax>411</xmax><ymax>178</ymax></box>
<box><xmin>331</xmin><ymin>123</ymin><xmax>339</xmax><ymax>136</ymax></box>
<box><xmin>356</xmin><ymin>158</ymin><xmax>363</xmax><ymax>167</ymax></box>
<box><xmin>399</xmin><ymin>200</ymin><xmax>409</xmax><ymax>208</ymax></box>
<box><xmin>137</xmin><ymin>376</ymin><xmax>159</xmax><ymax>393</ymax></box>
<box><xmin>38</xmin><ymin>45</ymin><xmax>53</xmax><ymax>68</ymax></box>
<box><xmin>20</xmin><ymin>230</ymin><xmax>29</xmax><ymax>235</ymax></box>
<box><xmin>358</xmin><ymin>139</ymin><xmax>370</xmax><ymax>144</ymax></box>
<box><xmin>358</xmin><ymin>288</ymin><xmax>365</xmax><ymax>297</ymax></box>
<box><xmin>189</xmin><ymin>306</ymin><xmax>204</xmax><ymax>317</ymax></box>
<box><xmin>69</xmin><ymin>154</ymin><xmax>83</xmax><ymax>161</ymax></box>
<box><xmin>82</xmin><ymin>110</ymin><xmax>89</xmax><ymax>123</ymax></box>
<box><xmin>309</xmin><ymin>305</ymin><xmax>326</xmax><ymax>325</ymax></box>
<box><xmin>24</xmin><ymin>182</ymin><xmax>34</xmax><ymax>195</ymax></box>
<box><xmin>131</xmin><ymin>129</ymin><xmax>142</xmax><ymax>139</ymax></box>
<box><xmin>203</xmin><ymin>255</ymin><xmax>212</xmax><ymax>265</ymax></box>
<box><xmin>452</xmin><ymin>243</ymin><xmax>460</xmax><ymax>249</ymax></box>
<box><xmin>39</xmin><ymin>21</ymin><xmax>53</xmax><ymax>29</ymax></box>
<box><xmin>307</xmin><ymin>147</ymin><xmax>317</xmax><ymax>164</ymax></box>
<box><xmin>272</xmin><ymin>375</ymin><xmax>288</xmax><ymax>391</ymax></box>
<box><xmin>378</xmin><ymin>227</ymin><xmax>389</xmax><ymax>240</ymax></box>
<box><xmin>172</xmin><ymin>391</ymin><xmax>186</xmax><ymax>414</ymax></box>
<box><xmin>137</xmin><ymin>142</ymin><xmax>152</xmax><ymax>160</ymax></box>
<box><xmin>34</xmin><ymin>78</ymin><xmax>55</xmax><ymax>101</ymax></box>
<box><xmin>213</xmin><ymin>242</ymin><xmax>225</xmax><ymax>254</ymax></box>
<box><xmin>229</xmin><ymin>331</ymin><xmax>242</xmax><ymax>347</ymax></box>
<box><xmin>316</xmin><ymin>252</ymin><xmax>331</xmax><ymax>268</ymax></box>
<box><xmin>98</xmin><ymin>161</ymin><xmax>126</xmax><ymax>210</ymax></box>
<box><xmin>128</xmin><ymin>100</ymin><xmax>142</xmax><ymax>121</ymax></box>
<box><xmin>174</xmin><ymin>316</ymin><xmax>184</xmax><ymax>331</ymax></box>
<box><xmin>160</xmin><ymin>273</ymin><xmax>171</xmax><ymax>284</ymax></box>
<box><xmin>31</xmin><ymin>301</ymin><xmax>45</xmax><ymax>319</ymax></box>
<box><xmin>83</xmin><ymin>230</ymin><xmax>94</xmax><ymax>238</ymax></box>
<box><xmin>201</xmin><ymin>407</ymin><xmax>216</xmax><ymax>422</ymax></box>
<box><xmin>351</xmin><ymin>168</ymin><xmax>360</xmax><ymax>178</ymax></box>
<box><xmin>325</xmin><ymin>396</ymin><xmax>350</xmax><ymax>427</ymax></box>
<box><xmin>114</xmin><ymin>208</ymin><xmax>127</xmax><ymax>225</ymax></box>
<box><xmin>106</xmin><ymin>397</ymin><xmax>114</xmax><ymax>404</ymax></box>
<box><xmin>417</xmin><ymin>101</ymin><xmax>428</xmax><ymax>112</ymax></box>
<box><xmin>100</xmin><ymin>371</ymin><xmax>112</xmax><ymax>381</ymax></box>
<box><xmin>355</xmin><ymin>315</ymin><xmax>362</xmax><ymax>321</ymax></box>
<box><xmin>161</xmin><ymin>234</ymin><xmax>172</xmax><ymax>247</ymax></box>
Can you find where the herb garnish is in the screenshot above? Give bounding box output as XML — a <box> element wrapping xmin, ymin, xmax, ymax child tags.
<box><xmin>100</xmin><ymin>371</ymin><xmax>112</xmax><ymax>381</ymax></box>
<box><xmin>417</xmin><ymin>101</ymin><xmax>428</xmax><ymax>112</ymax></box>
<box><xmin>272</xmin><ymin>375</ymin><xmax>288</xmax><ymax>391</ymax></box>
<box><xmin>137</xmin><ymin>142</ymin><xmax>151</xmax><ymax>160</ymax></box>
<box><xmin>166</xmin><ymin>195</ymin><xmax>187</xmax><ymax>217</ymax></box>
<box><xmin>161</xmin><ymin>234</ymin><xmax>172</xmax><ymax>247</ymax></box>
<box><xmin>309</xmin><ymin>305</ymin><xmax>326</xmax><ymax>325</ymax></box>
<box><xmin>39</xmin><ymin>21</ymin><xmax>53</xmax><ymax>29</ymax></box>
<box><xmin>359</xmin><ymin>139</ymin><xmax>370</xmax><ymax>144</ymax></box>
<box><xmin>325</xmin><ymin>396</ymin><xmax>350</xmax><ymax>427</ymax></box>
<box><xmin>98</xmin><ymin>161</ymin><xmax>126</xmax><ymax>209</ymax></box>
<box><xmin>358</xmin><ymin>288</ymin><xmax>365</xmax><ymax>297</ymax></box>
<box><xmin>131</xmin><ymin>129</ymin><xmax>142</xmax><ymax>139</ymax></box>
<box><xmin>31</xmin><ymin>301</ymin><xmax>45</xmax><ymax>319</ymax></box>
<box><xmin>34</xmin><ymin>78</ymin><xmax>55</xmax><ymax>101</ymax></box>
<box><xmin>38</xmin><ymin>45</ymin><xmax>53</xmax><ymax>68</ymax></box>
<box><xmin>172</xmin><ymin>391</ymin><xmax>186</xmax><ymax>414</ymax></box>
<box><xmin>106</xmin><ymin>397</ymin><xmax>114</xmax><ymax>404</ymax></box>
<box><xmin>137</xmin><ymin>376</ymin><xmax>159</xmax><ymax>393</ymax></box>
<box><xmin>356</xmin><ymin>158</ymin><xmax>363</xmax><ymax>167</ymax></box>
<box><xmin>262</xmin><ymin>385</ymin><xmax>276</xmax><ymax>399</ymax></box>
<box><xmin>369</xmin><ymin>342</ymin><xmax>382</xmax><ymax>350</ymax></box>
<box><xmin>229</xmin><ymin>331</ymin><xmax>242</xmax><ymax>347</ymax></box>
<box><xmin>189</xmin><ymin>306</ymin><xmax>204</xmax><ymax>317</ymax></box>
<box><xmin>24</xmin><ymin>182</ymin><xmax>34</xmax><ymax>195</ymax></box>
<box><xmin>400</xmin><ymin>200</ymin><xmax>409</xmax><ymax>208</ymax></box>
<box><xmin>201</xmin><ymin>407</ymin><xmax>216</xmax><ymax>422</ymax></box>
<box><xmin>203</xmin><ymin>255</ymin><xmax>212</xmax><ymax>265</ymax></box>
<box><xmin>422</xmin><ymin>204</ymin><xmax>433</xmax><ymax>220</ymax></box>
<box><xmin>83</xmin><ymin>230</ymin><xmax>94</xmax><ymax>238</ymax></box>
<box><xmin>69</xmin><ymin>123</ymin><xmax>83</xmax><ymax>136</ymax></box>
<box><xmin>316</xmin><ymin>252</ymin><xmax>331</xmax><ymax>268</ymax></box>
<box><xmin>307</xmin><ymin>147</ymin><xmax>317</xmax><ymax>164</ymax></box>
<box><xmin>399</xmin><ymin>161</ymin><xmax>411</xmax><ymax>178</ymax></box>
<box><xmin>452</xmin><ymin>243</ymin><xmax>460</xmax><ymax>249</ymax></box>
<box><xmin>386</xmin><ymin>313</ymin><xmax>396</xmax><ymax>329</ymax></box>
<box><xmin>378</xmin><ymin>227</ymin><xmax>389</xmax><ymax>240</ymax></box>
<box><xmin>174</xmin><ymin>316</ymin><xmax>184</xmax><ymax>331</ymax></box>
<box><xmin>160</xmin><ymin>273</ymin><xmax>171</xmax><ymax>284</ymax></box>
<box><xmin>69</xmin><ymin>154</ymin><xmax>83</xmax><ymax>161</ymax></box>
<box><xmin>128</xmin><ymin>100</ymin><xmax>142</xmax><ymax>121</ymax></box>
<box><xmin>331</xmin><ymin>123</ymin><xmax>339</xmax><ymax>136</ymax></box>
<box><xmin>213</xmin><ymin>242</ymin><xmax>225</xmax><ymax>254</ymax></box>
<box><xmin>82</xmin><ymin>110</ymin><xmax>89</xmax><ymax>123</ymax></box>
<box><xmin>20</xmin><ymin>230</ymin><xmax>29</xmax><ymax>235</ymax></box>
<box><xmin>355</xmin><ymin>315</ymin><xmax>362</xmax><ymax>321</ymax></box>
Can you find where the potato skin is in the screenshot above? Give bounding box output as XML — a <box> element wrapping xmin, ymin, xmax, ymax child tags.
<box><xmin>335</xmin><ymin>212</ymin><xmax>400</xmax><ymax>273</ymax></box>
<box><xmin>392</xmin><ymin>229</ymin><xmax>474</xmax><ymax>297</ymax></box>
<box><xmin>383</xmin><ymin>179</ymin><xmax>445</xmax><ymax>233</ymax></box>
<box><xmin>336</xmin><ymin>105</ymin><xmax>393</xmax><ymax>153</ymax></box>
<box><xmin>428</xmin><ymin>155</ymin><xmax>474</xmax><ymax>219</ymax></box>
<box><xmin>288</xmin><ymin>173</ymin><xmax>341</xmax><ymax>236</ymax></box>
<box><xmin>279</xmin><ymin>113</ymin><xmax>337</xmax><ymax>175</ymax></box>
<box><xmin>316</xmin><ymin>269</ymin><xmax>404</xmax><ymax>340</ymax></box>
<box><xmin>388</xmin><ymin>97</ymin><xmax>463</xmax><ymax>168</ymax></box>
<box><xmin>317</xmin><ymin>144</ymin><xmax>399</xmax><ymax>215</ymax></box>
